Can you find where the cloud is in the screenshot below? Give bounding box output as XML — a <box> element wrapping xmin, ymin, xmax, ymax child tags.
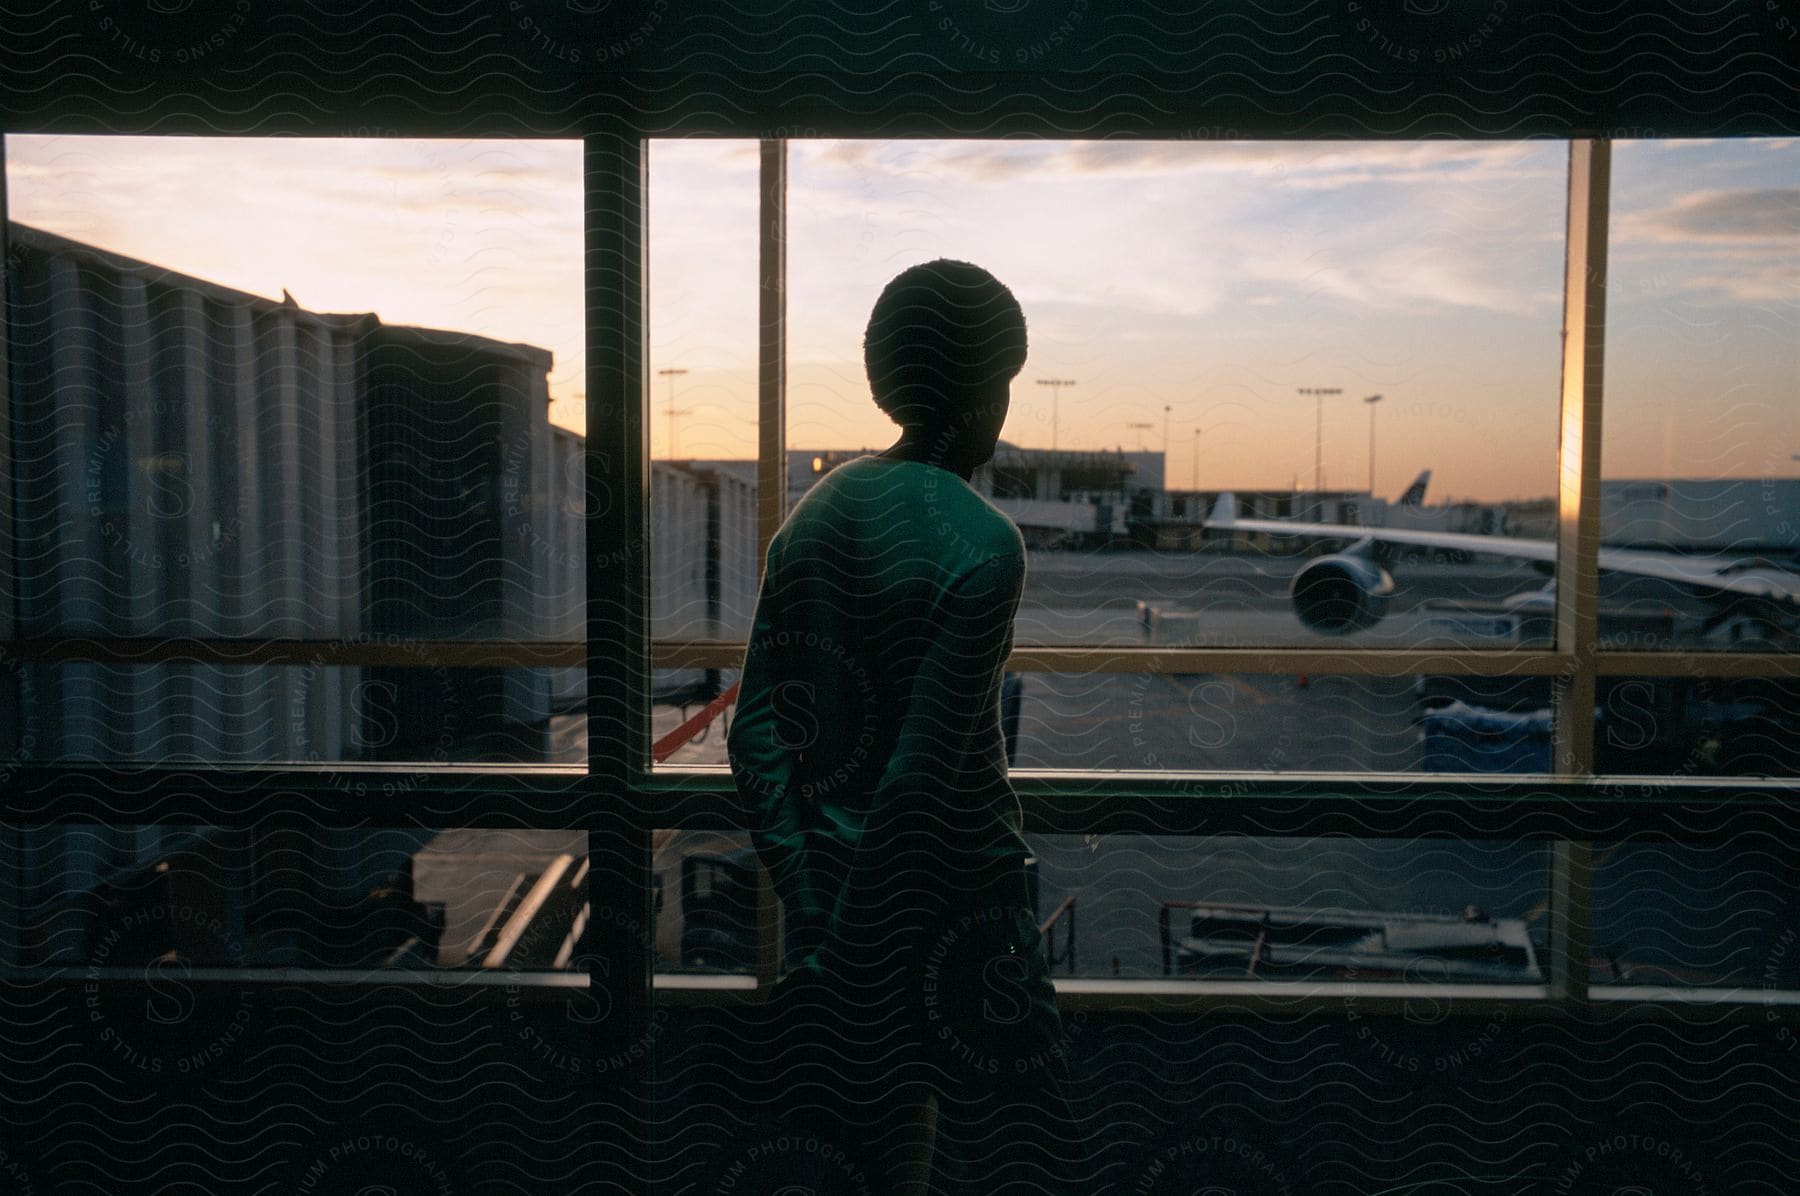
<box><xmin>1625</xmin><ymin>187</ymin><xmax>1800</xmax><ymax>243</ymax></box>
<box><xmin>1683</xmin><ymin>263</ymin><xmax>1800</xmax><ymax>306</ymax></box>
<box><xmin>1613</xmin><ymin>187</ymin><xmax>1800</xmax><ymax>306</ymax></box>
<box><xmin>789</xmin><ymin>136</ymin><xmax>1564</xmax><ymax>320</ymax></box>
<box><xmin>800</xmin><ymin>138</ymin><xmax>1547</xmax><ymax>191</ymax></box>
<box><xmin>1232</xmin><ymin>233</ymin><xmax>1554</xmax><ymax>318</ymax></box>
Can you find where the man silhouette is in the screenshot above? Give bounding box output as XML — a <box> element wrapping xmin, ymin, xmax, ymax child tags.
<box><xmin>729</xmin><ymin>260</ymin><xmax>1089</xmax><ymax>1195</ymax></box>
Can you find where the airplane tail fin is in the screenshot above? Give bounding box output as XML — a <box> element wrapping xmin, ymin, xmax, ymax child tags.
<box><xmin>1397</xmin><ymin>469</ymin><xmax>1431</xmax><ymax>509</ymax></box>
<box><xmin>1206</xmin><ymin>491</ymin><xmax>1237</xmax><ymax>527</ymax></box>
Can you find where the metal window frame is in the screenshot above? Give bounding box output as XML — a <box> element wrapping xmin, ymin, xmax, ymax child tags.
<box><xmin>752</xmin><ymin>138</ymin><xmax>788</xmax><ymax>991</ymax></box>
<box><xmin>2</xmin><ymin>131</ymin><xmax>1798</xmax><ymax>1196</ymax></box>
<box><xmin>0</xmin><ymin>129</ymin><xmax>650</xmax><ymax>1149</ymax></box>
<box><xmin>653</xmin><ymin>640</ymin><xmax>1800</xmax><ymax>679</ymax></box>
<box><xmin>1552</xmin><ymin>138</ymin><xmax>1610</xmax><ymax>782</ymax></box>
<box><xmin>587</xmin><ymin>132</ymin><xmax>654</xmax><ymax>1167</ymax></box>
<box><xmin>1</xmin><ymin>134</ymin><xmax>1794</xmax><ymax>988</ymax></box>
<box><xmin>0</xmin><ymin>135</ymin><xmax>13</xmax><ymax>650</ymax></box>
<box><xmin>0</xmin><ymin>135</ymin><xmax>17</xmax><ymax>973</ymax></box>
<box><xmin>9</xmin><ymin>637</ymin><xmax>1794</xmax><ymax>678</ymax></box>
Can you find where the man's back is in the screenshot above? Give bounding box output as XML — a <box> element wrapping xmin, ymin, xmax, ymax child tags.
<box><xmin>726</xmin><ymin>262</ymin><xmax>1092</xmax><ymax>1196</ymax></box>
<box><xmin>728</xmin><ymin>454</ymin><xmax>1030</xmax><ymax>968</ymax></box>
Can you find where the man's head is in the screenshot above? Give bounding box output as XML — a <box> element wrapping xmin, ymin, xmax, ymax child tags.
<box><xmin>863</xmin><ymin>259</ymin><xmax>1027</xmax><ymax>469</ymax></box>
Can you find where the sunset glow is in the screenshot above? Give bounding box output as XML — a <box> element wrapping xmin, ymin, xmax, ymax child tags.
<box><xmin>9</xmin><ymin>134</ymin><xmax>1794</xmax><ymax>502</ymax></box>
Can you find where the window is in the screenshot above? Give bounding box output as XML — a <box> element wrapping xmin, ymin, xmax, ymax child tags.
<box><xmin>635</xmin><ymin>136</ymin><xmax>1798</xmax><ymax>1010</ymax></box>
<box><xmin>645</xmin><ymin>140</ymin><xmax>761</xmax><ymax>769</ymax></box>
<box><xmin>1603</xmin><ymin>141</ymin><xmax>1798</xmax><ymax>662</ymax></box>
<box><xmin>3</xmin><ymin>136</ymin><xmax>590</xmax><ymax>987</ymax></box>
<box><xmin>4</xmin><ymin>131</ymin><xmax>1795</xmax><ymax>1194</ymax></box>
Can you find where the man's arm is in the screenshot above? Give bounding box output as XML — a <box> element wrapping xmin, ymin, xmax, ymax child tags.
<box><xmin>859</xmin><ymin>549</ymin><xmax>1026</xmax><ymax>848</ymax></box>
<box><xmin>725</xmin><ymin>547</ymin><xmax>830</xmax><ymax>960</ymax></box>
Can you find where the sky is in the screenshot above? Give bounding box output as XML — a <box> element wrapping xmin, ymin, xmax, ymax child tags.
<box><xmin>5</xmin><ymin>135</ymin><xmax>590</xmax><ymax>429</ymax></box>
<box><xmin>8</xmin><ymin>134</ymin><xmax>1795</xmax><ymax>502</ymax></box>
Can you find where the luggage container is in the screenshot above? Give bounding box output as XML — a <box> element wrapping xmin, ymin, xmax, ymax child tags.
<box><xmin>1420</xmin><ymin>700</ymin><xmax>1554</xmax><ymax>773</ymax></box>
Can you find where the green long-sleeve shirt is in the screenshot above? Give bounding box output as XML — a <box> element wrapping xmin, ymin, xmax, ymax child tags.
<box><xmin>726</xmin><ymin>455</ymin><xmax>1030</xmax><ymax>973</ymax></box>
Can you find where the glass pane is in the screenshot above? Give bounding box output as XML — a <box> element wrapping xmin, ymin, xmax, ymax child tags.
<box><xmin>647</xmin><ymin>827</ymin><xmax>1548</xmax><ymax>985</ymax></box>
<box><xmin>1596</xmin><ymin>674</ymin><xmax>1800</xmax><ymax>778</ymax></box>
<box><xmin>648</xmin><ymin>459</ymin><xmax>760</xmax><ymax>641</ymax></box>
<box><xmin>1035</xmin><ymin>834</ymin><xmax>1547</xmax><ymax>984</ymax></box>
<box><xmin>650</xmin><ymin>665</ymin><xmax>735</xmax><ymax>768</ymax></box>
<box><xmin>647</xmin><ymin>140</ymin><xmax>760</xmax><ymax>642</ymax></box>
<box><xmin>1602</xmin><ymin>137</ymin><xmax>1800</xmax><ymax>653</ymax></box>
<box><xmin>10</xmin><ymin>824</ymin><xmax>590</xmax><ymax>973</ymax></box>
<box><xmin>652</xmin><ymin>828</ymin><xmax>757</xmax><ymax>976</ymax></box>
<box><xmin>13</xmin><ymin>663</ymin><xmax>583</xmax><ymax>764</ymax></box>
<box><xmin>1591</xmin><ymin>839</ymin><xmax>1800</xmax><ymax>990</ymax></box>
<box><xmin>785</xmin><ymin>139</ymin><xmax>1566</xmax><ymax>649</ymax></box>
<box><xmin>644</xmin><ymin>141</ymin><xmax>759</xmax><ymax>779</ymax></box>
<box><xmin>667</xmin><ymin>667</ymin><xmax>1575</xmax><ymax>775</ymax></box>
<box><xmin>1014</xmin><ymin>671</ymin><xmax>1559</xmax><ymax>774</ymax></box>
<box><xmin>2</xmin><ymin>134</ymin><xmax>586</xmax><ymax>763</ymax></box>
<box><xmin>1030</xmin><ymin>545</ymin><xmax>1553</xmax><ymax>650</ymax></box>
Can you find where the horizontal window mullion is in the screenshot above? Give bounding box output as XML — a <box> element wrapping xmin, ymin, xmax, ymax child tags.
<box><xmin>650</xmin><ymin>976</ymin><xmax>1800</xmax><ymax>1020</ymax></box>
<box><xmin>1006</xmin><ymin>646</ymin><xmax>1571</xmax><ymax>677</ymax></box>
<box><xmin>17</xmin><ymin>638</ymin><xmax>1796</xmax><ymax>679</ymax></box>
<box><xmin>1059</xmin><ymin>980</ymin><xmax>1800</xmax><ymax>1018</ymax></box>
<box><xmin>2</xmin><ymin>764</ymin><xmax>588</xmax><ymax>828</ymax></box>
<box><xmin>8</xmin><ymin>636</ymin><xmax>585</xmax><ymax>669</ymax></box>
<box><xmin>6</xmin><ymin>777</ymin><xmax>1783</xmax><ymax>837</ymax></box>
<box><xmin>42</xmin><ymin>972</ymin><xmax>1800</xmax><ymax>1015</ymax></box>
<box><xmin>660</xmin><ymin>644</ymin><xmax>1800</xmax><ymax>678</ymax></box>
<box><xmin>624</xmin><ymin>775</ymin><xmax>1800</xmax><ymax>842</ymax></box>
<box><xmin>11</xmin><ymin>763</ymin><xmax>1787</xmax><ymax>831</ymax></box>
<box><xmin>1593</xmin><ymin>651</ymin><xmax>1800</xmax><ymax>679</ymax></box>
<box><xmin>5</xmin><ymin>967</ymin><xmax>586</xmax><ymax>997</ymax></box>
<box><xmin>653</xmin><ymin>638</ymin><xmax>1581</xmax><ymax>677</ymax></box>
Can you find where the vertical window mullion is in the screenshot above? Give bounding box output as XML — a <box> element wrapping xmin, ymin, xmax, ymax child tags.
<box><xmin>753</xmin><ymin>138</ymin><xmax>788</xmax><ymax>988</ymax></box>
<box><xmin>590</xmin><ymin>132</ymin><xmax>651</xmax><ymax>791</ymax></box>
<box><xmin>1</xmin><ymin>132</ymin><xmax>14</xmax><ymax>649</ymax></box>
<box><xmin>587</xmin><ymin>132</ymin><xmax>655</xmax><ymax>1188</ymax></box>
<box><xmin>1548</xmin><ymin>137</ymin><xmax>1610</xmax><ymax>1007</ymax></box>
<box><xmin>1547</xmin><ymin>839</ymin><xmax>1594</xmax><ymax>1004</ymax></box>
<box><xmin>1552</xmin><ymin>138</ymin><xmax>1610</xmax><ymax>778</ymax></box>
<box><xmin>756</xmin><ymin>138</ymin><xmax>788</xmax><ymax>567</ymax></box>
<box><xmin>0</xmin><ymin>135</ymin><xmax>21</xmax><ymax>972</ymax></box>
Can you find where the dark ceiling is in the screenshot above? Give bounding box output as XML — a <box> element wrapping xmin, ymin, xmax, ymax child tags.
<box><xmin>1</xmin><ymin>0</ymin><xmax>1796</xmax><ymax>139</ymax></box>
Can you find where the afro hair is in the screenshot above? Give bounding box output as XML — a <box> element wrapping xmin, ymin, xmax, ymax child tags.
<box><xmin>863</xmin><ymin>259</ymin><xmax>1028</xmax><ymax>429</ymax></box>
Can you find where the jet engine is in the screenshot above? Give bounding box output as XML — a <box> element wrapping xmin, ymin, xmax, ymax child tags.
<box><xmin>1289</xmin><ymin>541</ymin><xmax>1396</xmax><ymax>634</ymax></box>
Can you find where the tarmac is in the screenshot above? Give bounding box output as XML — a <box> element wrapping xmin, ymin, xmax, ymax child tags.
<box><xmin>636</xmin><ymin>550</ymin><xmax>1796</xmax><ymax>987</ymax></box>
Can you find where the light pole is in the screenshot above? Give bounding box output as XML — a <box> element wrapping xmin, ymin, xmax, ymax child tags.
<box><xmin>656</xmin><ymin>367</ymin><xmax>689</xmax><ymax>458</ymax></box>
<box><xmin>1298</xmin><ymin>386</ymin><xmax>1342</xmax><ymax>517</ymax></box>
<box><xmin>1036</xmin><ymin>378</ymin><xmax>1076</xmax><ymax>451</ymax></box>
<box><xmin>1162</xmin><ymin>405</ymin><xmax>1172</xmax><ymax>485</ymax></box>
<box><xmin>1363</xmin><ymin>393</ymin><xmax>1383</xmax><ymax>496</ymax></box>
<box><xmin>1127</xmin><ymin>421</ymin><xmax>1153</xmax><ymax>450</ymax></box>
<box><xmin>1192</xmin><ymin>427</ymin><xmax>1200</xmax><ymax>491</ymax></box>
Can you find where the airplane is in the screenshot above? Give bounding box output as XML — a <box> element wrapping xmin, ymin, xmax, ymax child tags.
<box><xmin>1204</xmin><ymin>478</ymin><xmax>1800</xmax><ymax>643</ymax></box>
<box><xmin>1393</xmin><ymin>468</ymin><xmax>1431</xmax><ymax>512</ymax></box>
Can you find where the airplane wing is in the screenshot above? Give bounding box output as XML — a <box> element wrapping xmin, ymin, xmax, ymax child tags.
<box><xmin>1203</xmin><ymin>494</ymin><xmax>1800</xmax><ymax>611</ymax></box>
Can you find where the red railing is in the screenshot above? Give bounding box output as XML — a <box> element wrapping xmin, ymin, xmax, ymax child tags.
<box><xmin>652</xmin><ymin>681</ymin><xmax>741</xmax><ymax>764</ymax></box>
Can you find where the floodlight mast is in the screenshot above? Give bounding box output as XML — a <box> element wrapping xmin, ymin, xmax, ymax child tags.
<box><xmin>1298</xmin><ymin>386</ymin><xmax>1343</xmax><ymax>517</ymax></box>
<box><xmin>657</xmin><ymin>367</ymin><xmax>690</xmax><ymax>458</ymax></box>
<box><xmin>1036</xmin><ymin>378</ymin><xmax>1077</xmax><ymax>451</ymax></box>
<box><xmin>1364</xmin><ymin>393</ymin><xmax>1384</xmax><ymax>496</ymax></box>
